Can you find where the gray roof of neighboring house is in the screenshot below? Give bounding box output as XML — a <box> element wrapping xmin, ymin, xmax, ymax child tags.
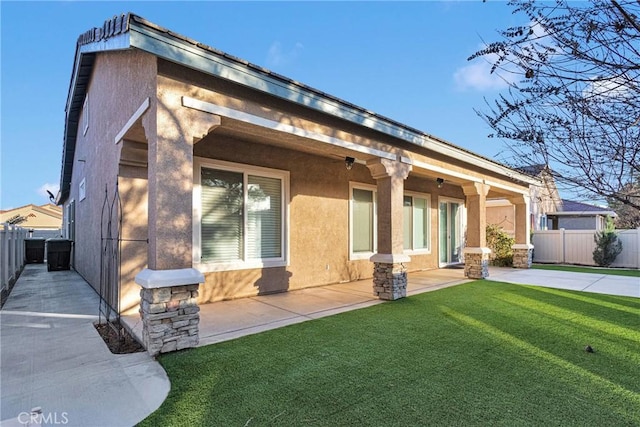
<box><xmin>58</xmin><ymin>13</ymin><xmax>539</xmax><ymax>204</ymax></box>
<box><xmin>550</xmin><ymin>199</ymin><xmax>617</xmax><ymax>217</ymax></box>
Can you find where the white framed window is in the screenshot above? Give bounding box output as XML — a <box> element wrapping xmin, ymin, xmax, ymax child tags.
<box><xmin>193</xmin><ymin>158</ymin><xmax>289</xmax><ymax>272</ymax></box>
<box><xmin>82</xmin><ymin>94</ymin><xmax>89</xmax><ymax>136</ymax></box>
<box><xmin>403</xmin><ymin>191</ymin><xmax>431</xmax><ymax>254</ymax></box>
<box><xmin>350</xmin><ymin>184</ymin><xmax>432</xmax><ymax>259</ymax></box>
<box><xmin>79</xmin><ymin>178</ymin><xmax>86</xmax><ymax>202</ymax></box>
<box><xmin>349</xmin><ymin>183</ymin><xmax>377</xmax><ymax>260</ymax></box>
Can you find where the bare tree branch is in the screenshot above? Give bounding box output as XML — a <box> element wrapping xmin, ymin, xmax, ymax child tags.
<box><xmin>471</xmin><ymin>0</ymin><xmax>640</xmax><ymax>214</ymax></box>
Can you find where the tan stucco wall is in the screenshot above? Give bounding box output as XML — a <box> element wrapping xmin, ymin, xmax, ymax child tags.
<box><xmin>65</xmin><ymin>49</ymin><xmax>157</xmax><ymax>308</ymax></box>
<box><xmin>191</xmin><ymin>134</ymin><xmax>465</xmax><ymax>302</ymax></box>
<box><xmin>487</xmin><ymin>204</ymin><xmax>516</xmax><ymax>235</ymax></box>
<box><xmin>155</xmin><ymin>64</ymin><xmax>478</xmax><ymax>302</ymax></box>
<box><xmin>67</xmin><ymin>52</ymin><xmax>533</xmax><ymax>310</ymax></box>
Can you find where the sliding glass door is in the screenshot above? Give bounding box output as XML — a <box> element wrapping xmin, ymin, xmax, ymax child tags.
<box><xmin>439</xmin><ymin>200</ymin><xmax>464</xmax><ymax>266</ymax></box>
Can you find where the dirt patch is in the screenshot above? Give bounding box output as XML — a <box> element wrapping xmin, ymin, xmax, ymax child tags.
<box><xmin>95</xmin><ymin>321</ymin><xmax>145</xmax><ymax>354</ymax></box>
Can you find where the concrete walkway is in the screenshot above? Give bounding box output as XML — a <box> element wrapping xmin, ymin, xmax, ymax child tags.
<box><xmin>488</xmin><ymin>267</ymin><xmax>640</xmax><ymax>297</ymax></box>
<box><xmin>0</xmin><ymin>265</ymin><xmax>169</xmax><ymax>427</ymax></box>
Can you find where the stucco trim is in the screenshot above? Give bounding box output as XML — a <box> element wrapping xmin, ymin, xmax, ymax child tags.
<box><xmin>114</xmin><ymin>97</ymin><xmax>150</xmax><ymax>144</ymax></box>
<box><xmin>512</xmin><ymin>244</ymin><xmax>534</xmax><ymax>250</ymax></box>
<box><xmin>370</xmin><ymin>253</ymin><xmax>412</xmax><ymax>264</ymax></box>
<box><xmin>182</xmin><ymin>96</ymin><xmax>397</xmax><ymax>161</ymax></box>
<box><xmin>135</xmin><ymin>268</ymin><xmax>205</xmax><ymax>289</ymax></box>
<box><xmin>462</xmin><ymin>247</ymin><xmax>492</xmax><ymax>255</ymax></box>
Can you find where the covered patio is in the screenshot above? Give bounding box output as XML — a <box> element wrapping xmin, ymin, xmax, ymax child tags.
<box><xmin>122</xmin><ymin>268</ymin><xmax>469</xmax><ymax>347</ymax></box>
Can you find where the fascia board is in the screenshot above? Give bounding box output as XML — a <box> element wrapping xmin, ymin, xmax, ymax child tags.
<box><xmin>129</xmin><ymin>24</ymin><xmax>536</xmax><ymax>185</ymax></box>
<box><xmin>65</xmin><ymin>33</ymin><xmax>131</xmax><ymax>114</ymax></box>
<box><xmin>549</xmin><ymin>211</ymin><xmax>616</xmax><ymax>217</ymax></box>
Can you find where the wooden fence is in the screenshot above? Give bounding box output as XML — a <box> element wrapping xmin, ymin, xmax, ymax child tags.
<box><xmin>532</xmin><ymin>228</ymin><xmax>640</xmax><ymax>269</ymax></box>
<box><xmin>1</xmin><ymin>223</ymin><xmax>28</xmax><ymax>293</ymax></box>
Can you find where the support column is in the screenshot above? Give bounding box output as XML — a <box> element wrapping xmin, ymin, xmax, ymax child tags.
<box><xmin>147</xmin><ymin>96</ymin><xmax>220</xmax><ymax>270</ymax></box>
<box><xmin>511</xmin><ymin>194</ymin><xmax>534</xmax><ymax>268</ymax></box>
<box><xmin>366</xmin><ymin>158</ymin><xmax>412</xmax><ymax>300</ymax></box>
<box><xmin>135</xmin><ymin>268</ymin><xmax>204</xmax><ymax>356</ymax></box>
<box><xmin>462</xmin><ymin>182</ymin><xmax>491</xmax><ymax>279</ymax></box>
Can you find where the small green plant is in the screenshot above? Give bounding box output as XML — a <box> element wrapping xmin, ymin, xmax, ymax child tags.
<box><xmin>593</xmin><ymin>216</ymin><xmax>622</xmax><ymax>267</ymax></box>
<box><xmin>486</xmin><ymin>224</ymin><xmax>515</xmax><ymax>266</ymax></box>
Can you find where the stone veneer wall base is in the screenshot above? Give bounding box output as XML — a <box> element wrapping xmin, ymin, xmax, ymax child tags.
<box><xmin>373</xmin><ymin>262</ymin><xmax>407</xmax><ymax>300</ymax></box>
<box><xmin>140</xmin><ymin>285</ymin><xmax>200</xmax><ymax>356</ymax></box>
<box><xmin>512</xmin><ymin>246</ymin><xmax>534</xmax><ymax>269</ymax></box>
<box><xmin>135</xmin><ymin>268</ymin><xmax>204</xmax><ymax>356</ymax></box>
<box><xmin>464</xmin><ymin>250</ymin><xmax>490</xmax><ymax>279</ymax></box>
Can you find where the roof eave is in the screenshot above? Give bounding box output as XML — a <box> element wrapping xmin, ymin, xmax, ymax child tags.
<box><xmin>127</xmin><ymin>16</ymin><xmax>536</xmax><ymax>187</ymax></box>
<box><xmin>58</xmin><ymin>30</ymin><xmax>131</xmax><ymax>206</ymax></box>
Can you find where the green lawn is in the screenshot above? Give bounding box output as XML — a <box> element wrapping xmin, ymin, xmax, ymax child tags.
<box><xmin>140</xmin><ymin>281</ymin><xmax>640</xmax><ymax>426</ymax></box>
<box><xmin>533</xmin><ymin>264</ymin><xmax>640</xmax><ymax>277</ymax></box>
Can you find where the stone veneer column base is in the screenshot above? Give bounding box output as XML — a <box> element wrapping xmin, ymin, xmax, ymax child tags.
<box><xmin>512</xmin><ymin>244</ymin><xmax>534</xmax><ymax>269</ymax></box>
<box><xmin>463</xmin><ymin>247</ymin><xmax>491</xmax><ymax>279</ymax></box>
<box><xmin>370</xmin><ymin>254</ymin><xmax>410</xmax><ymax>300</ymax></box>
<box><xmin>373</xmin><ymin>263</ymin><xmax>407</xmax><ymax>300</ymax></box>
<box><xmin>135</xmin><ymin>268</ymin><xmax>204</xmax><ymax>357</ymax></box>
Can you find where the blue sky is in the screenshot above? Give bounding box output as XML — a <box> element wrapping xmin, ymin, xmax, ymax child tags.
<box><xmin>1</xmin><ymin>1</ymin><xmax>521</xmax><ymax>210</ymax></box>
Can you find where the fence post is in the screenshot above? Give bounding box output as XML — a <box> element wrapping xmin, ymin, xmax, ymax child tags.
<box><xmin>9</xmin><ymin>225</ymin><xmax>16</xmax><ymax>282</ymax></box>
<box><xmin>637</xmin><ymin>227</ymin><xmax>640</xmax><ymax>270</ymax></box>
<box><xmin>560</xmin><ymin>228</ymin><xmax>566</xmax><ymax>264</ymax></box>
<box><xmin>18</xmin><ymin>228</ymin><xmax>25</xmax><ymax>268</ymax></box>
<box><xmin>1</xmin><ymin>224</ymin><xmax>7</xmax><ymax>291</ymax></box>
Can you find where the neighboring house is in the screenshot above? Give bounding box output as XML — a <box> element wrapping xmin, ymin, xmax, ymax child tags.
<box><xmin>487</xmin><ymin>164</ymin><xmax>563</xmax><ymax>235</ymax></box>
<box><xmin>0</xmin><ymin>204</ymin><xmax>63</xmax><ymax>238</ymax></box>
<box><xmin>56</xmin><ymin>13</ymin><xmax>539</xmax><ymax>314</ymax></box>
<box><xmin>486</xmin><ymin>164</ymin><xmax>614</xmax><ymax>233</ymax></box>
<box><xmin>546</xmin><ymin>200</ymin><xmax>617</xmax><ymax>230</ymax></box>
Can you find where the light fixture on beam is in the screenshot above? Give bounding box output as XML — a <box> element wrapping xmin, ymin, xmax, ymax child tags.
<box><xmin>345</xmin><ymin>156</ymin><xmax>355</xmax><ymax>170</ymax></box>
<box><xmin>436</xmin><ymin>178</ymin><xmax>444</xmax><ymax>188</ymax></box>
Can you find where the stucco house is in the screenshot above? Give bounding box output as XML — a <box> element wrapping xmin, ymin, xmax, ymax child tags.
<box><xmin>0</xmin><ymin>204</ymin><xmax>63</xmax><ymax>238</ymax></box>
<box><xmin>56</xmin><ymin>13</ymin><xmax>538</xmax><ymax>324</ymax></box>
<box><xmin>486</xmin><ymin>165</ymin><xmax>615</xmax><ymax>233</ymax></box>
<box><xmin>486</xmin><ymin>165</ymin><xmax>561</xmax><ymax>235</ymax></box>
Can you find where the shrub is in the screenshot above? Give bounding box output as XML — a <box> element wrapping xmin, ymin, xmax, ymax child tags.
<box><xmin>486</xmin><ymin>224</ymin><xmax>515</xmax><ymax>267</ymax></box>
<box><xmin>593</xmin><ymin>217</ymin><xmax>622</xmax><ymax>267</ymax></box>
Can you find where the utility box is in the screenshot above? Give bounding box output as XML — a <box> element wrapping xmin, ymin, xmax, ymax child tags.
<box><xmin>46</xmin><ymin>239</ymin><xmax>72</xmax><ymax>271</ymax></box>
<box><xmin>25</xmin><ymin>238</ymin><xmax>46</xmax><ymax>264</ymax></box>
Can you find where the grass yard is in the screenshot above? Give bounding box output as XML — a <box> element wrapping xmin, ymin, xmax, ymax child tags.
<box><xmin>140</xmin><ymin>281</ymin><xmax>640</xmax><ymax>426</ymax></box>
<box><xmin>532</xmin><ymin>264</ymin><xmax>640</xmax><ymax>277</ymax></box>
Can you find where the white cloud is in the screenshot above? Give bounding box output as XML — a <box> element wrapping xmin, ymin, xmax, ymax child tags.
<box><xmin>454</xmin><ymin>21</ymin><xmax>551</xmax><ymax>92</ymax></box>
<box><xmin>266</xmin><ymin>41</ymin><xmax>304</xmax><ymax>69</ymax></box>
<box><xmin>453</xmin><ymin>59</ymin><xmax>512</xmax><ymax>92</ymax></box>
<box><xmin>37</xmin><ymin>182</ymin><xmax>59</xmax><ymax>201</ymax></box>
<box><xmin>584</xmin><ymin>76</ymin><xmax>631</xmax><ymax>100</ymax></box>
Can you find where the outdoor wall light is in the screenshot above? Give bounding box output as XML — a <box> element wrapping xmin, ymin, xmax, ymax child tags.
<box><xmin>345</xmin><ymin>156</ymin><xmax>355</xmax><ymax>170</ymax></box>
<box><xmin>436</xmin><ymin>178</ymin><xmax>445</xmax><ymax>188</ymax></box>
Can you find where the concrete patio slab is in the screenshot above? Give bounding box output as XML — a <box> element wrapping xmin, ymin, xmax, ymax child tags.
<box><xmin>1</xmin><ymin>265</ymin><xmax>169</xmax><ymax>427</ymax></box>
<box><xmin>122</xmin><ymin>268</ymin><xmax>469</xmax><ymax>348</ymax></box>
<box><xmin>488</xmin><ymin>267</ymin><xmax>640</xmax><ymax>297</ymax></box>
